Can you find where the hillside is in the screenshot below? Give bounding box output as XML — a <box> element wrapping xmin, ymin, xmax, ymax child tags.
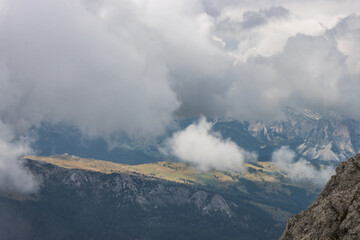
<box><xmin>0</xmin><ymin>155</ymin><xmax>320</xmax><ymax>239</ymax></box>
<box><xmin>24</xmin><ymin>154</ymin><xmax>288</xmax><ymax>186</ymax></box>
<box><xmin>1</xmin><ymin>157</ymin><xmax>284</xmax><ymax>240</ymax></box>
<box><xmin>23</xmin><ymin>155</ymin><xmax>320</xmax><ymax>220</ymax></box>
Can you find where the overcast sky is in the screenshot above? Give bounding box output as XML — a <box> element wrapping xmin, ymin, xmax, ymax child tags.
<box><xmin>0</xmin><ymin>0</ymin><xmax>359</xmax><ymax>192</ymax></box>
<box><xmin>1</xmin><ymin>0</ymin><xmax>360</xmax><ymax>137</ymax></box>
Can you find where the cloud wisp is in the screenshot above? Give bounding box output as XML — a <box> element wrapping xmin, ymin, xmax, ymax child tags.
<box><xmin>272</xmin><ymin>146</ymin><xmax>335</xmax><ymax>187</ymax></box>
<box><xmin>0</xmin><ymin>121</ymin><xmax>38</xmax><ymax>194</ymax></box>
<box><xmin>165</xmin><ymin>117</ymin><xmax>257</xmax><ymax>171</ymax></box>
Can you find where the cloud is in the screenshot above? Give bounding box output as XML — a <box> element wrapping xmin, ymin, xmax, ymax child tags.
<box><xmin>0</xmin><ymin>0</ymin><xmax>179</xmax><ymax>137</ymax></box>
<box><xmin>0</xmin><ymin>121</ymin><xmax>38</xmax><ymax>193</ymax></box>
<box><xmin>213</xmin><ymin>0</ymin><xmax>360</xmax><ymax>60</ymax></box>
<box><xmin>165</xmin><ymin>117</ymin><xmax>257</xmax><ymax>171</ymax></box>
<box><xmin>241</xmin><ymin>11</ymin><xmax>268</xmax><ymax>29</ymax></box>
<box><xmin>0</xmin><ymin>0</ymin><xmax>359</xmax><ymax>191</ymax></box>
<box><xmin>226</xmin><ymin>6</ymin><xmax>290</xmax><ymax>31</ymax></box>
<box><xmin>0</xmin><ymin>0</ymin><xmax>360</xmax><ymax>134</ymax></box>
<box><xmin>261</xmin><ymin>6</ymin><xmax>289</xmax><ymax>19</ymax></box>
<box><xmin>328</xmin><ymin>14</ymin><xmax>360</xmax><ymax>75</ymax></box>
<box><xmin>271</xmin><ymin>146</ymin><xmax>335</xmax><ymax>187</ymax></box>
<box><xmin>170</xmin><ymin>1</ymin><xmax>360</xmax><ymax>121</ymax></box>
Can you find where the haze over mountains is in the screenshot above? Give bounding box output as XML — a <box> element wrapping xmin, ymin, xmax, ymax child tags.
<box><xmin>0</xmin><ymin>0</ymin><xmax>360</xmax><ymax>239</ymax></box>
<box><xmin>33</xmin><ymin>107</ymin><xmax>360</xmax><ymax>162</ymax></box>
<box><xmin>30</xmin><ymin>107</ymin><xmax>359</xmax><ymax>183</ymax></box>
<box><xmin>1</xmin><ymin>0</ymin><xmax>360</xmax><ymax>195</ymax></box>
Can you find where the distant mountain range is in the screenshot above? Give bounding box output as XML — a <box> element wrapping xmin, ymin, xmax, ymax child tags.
<box><xmin>6</xmin><ymin>106</ymin><xmax>359</xmax><ymax>239</ymax></box>
<box><xmin>244</xmin><ymin>107</ymin><xmax>360</xmax><ymax>162</ymax></box>
<box><xmin>31</xmin><ymin>107</ymin><xmax>360</xmax><ymax>164</ymax></box>
<box><xmin>0</xmin><ymin>155</ymin><xmax>318</xmax><ymax>239</ymax></box>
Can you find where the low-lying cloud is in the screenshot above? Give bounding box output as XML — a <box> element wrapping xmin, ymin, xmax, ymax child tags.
<box><xmin>272</xmin><ymin>146</ymin><xmax>335</xmax><ymax>187</ymax></box>
<box><xmin>165</xmin><ymin>117</ymin><xmax>257</xmax><ymax>171</ymax></box>
<box><xmin>0</xmin><ymin>122</ymin><xmax>38</xmax><ymax>194</ymax></box>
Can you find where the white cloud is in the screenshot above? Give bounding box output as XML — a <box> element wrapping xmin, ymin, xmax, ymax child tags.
<box><xmin>0</xmin><ymin>121</ymin><xmax>38</xmax><ymax>193</ymax></box>
<box><xmin>0</xmin><ymin>0</ymin><xmax>359</xmax><ymax>191</ymax></box>
<box><xmin>0</xmin><ymin>0</ymin><xmax>179</xmax><ymax>137</ymax></box>
<box><xmin>213</xmin><ymin>0</ymin><xmax>360</xmax><ymax>61</ymax></box>
<box><xmin>165</xmin><ymin>117</ymin><xmax>257</xmax><ymax>171</ymax></box>
<box><xmin>328</xmin><ymin>14</ymin><xmax>360</xmax><ymax>75</ymax></box>
<box><xmin>0</xmin><ymin>0</ymin><xmax>360</xmax><ymax>133</ymax></box>
<box><xmin>272</xmin><ymin>146</ymin><xmax>335</xmax><ymax>187</ymax></box>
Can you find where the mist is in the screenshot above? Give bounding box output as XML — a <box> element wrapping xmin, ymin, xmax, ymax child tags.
<box><xmin>1</xmin><ymin>0</ymin><xmax>360</xmax><ymax>135</ymax></box>
<box><xmin>165</xmin><ymin>117</ymin><xmax>256</xmax><ymax>171</ymax></box>
<box><xmin>0</xmin><ymin>0</ymin><xmax>359</xmax><ymax>192</ymax></box>
<box><xmin>0</xmin><ymin>122</ymin><xmax>38</xmax><ymax>193</ymax></box>
<box><xmin>272</xmin><ymin>146</ymin><xmax>335</xmax><ymax>187</ymax></box>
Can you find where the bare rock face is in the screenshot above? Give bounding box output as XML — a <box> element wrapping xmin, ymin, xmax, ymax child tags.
<box><xmin>280</xmin><ymin>153</ymin><xmax>360</xmax><ymax>240</ymax></box>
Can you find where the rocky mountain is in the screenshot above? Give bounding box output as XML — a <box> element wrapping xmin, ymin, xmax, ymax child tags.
<box><xmin>0</xmin><ymin>155</ymin><xmax>318</xmax><ymax>240</ymax></box>
<box><xmin>31</xmin><ymin>107</ymin><xmax>360</xmax><ymax>165</ymax></box>
<box><xmin>280</xmin><ymin>153</ymin><xmax>360</xmax><ymax>239</ymax></box>
<box><xmin>213</xmin><ymin>107</ymin><xmax>360</xmax><ymax>164</ymax></box>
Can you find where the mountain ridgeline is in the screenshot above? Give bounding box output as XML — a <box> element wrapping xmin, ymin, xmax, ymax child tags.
<box><xmin>0</xmin><ymin>155</ymin><xmax>318</xmax><ymax>240</ymax></box>
<box><xmin>213</xmin><ymin>107</ymin><xmax>360</xmax><ymax>163</ymax></box>
<box><xmin>32</xmin><ymin>107</ymin><xmax>360</xmax><ymax>165</ymax></box>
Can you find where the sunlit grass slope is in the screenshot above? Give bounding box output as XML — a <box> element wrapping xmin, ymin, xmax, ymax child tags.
<box><xmin>24</xmin><ymin>154</ymin><xmax>288</xmax><ymax>186</ymax></box>
<box><xmin>24</xmin><ymin>154</ymin><xmax>304</xmax><ymax>222</ymax></box>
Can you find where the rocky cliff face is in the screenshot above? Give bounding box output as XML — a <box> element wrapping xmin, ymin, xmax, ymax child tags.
<box><xmin>246</xmin><ymin>108</ymin><xmax>360</xmax><ymax>162</ymax></box>
<box><xmin>280</xmin><ymin>153</ymin><xmax>360</xmax><ymax>239</ymax></box>
<box><xmin>210</xmin><ymin>107</ymin><xmax>360</xmax><ymax>164</ymax></box>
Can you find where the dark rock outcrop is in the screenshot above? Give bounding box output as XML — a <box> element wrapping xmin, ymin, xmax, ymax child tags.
<box><xmin>281</xmin><ymin>154</ymin><xmax>360</xmax><ymax>240</ymax></box>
